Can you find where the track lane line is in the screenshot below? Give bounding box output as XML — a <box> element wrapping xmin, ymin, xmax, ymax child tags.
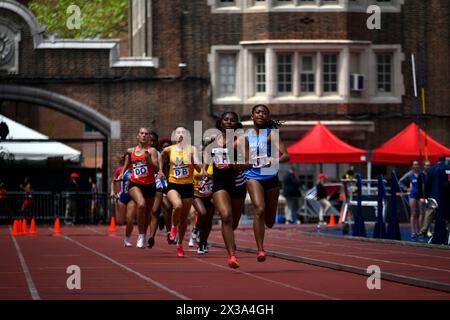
<box><xmin>207</xmin><ymin>234</ymin><xmax>450</xmax><ymax>293</ymax></box>
<box><xmin>84</xmin><ymin>227</ymin><xmax>340</xmax><ymax>300</ymax></box>
<box><xmin>231</xmin><ymin>231</ymin><xmax>450</xmax><ymax>273</ymax></box>
<box><xmin>60</xmin><ymin>232</ymin><xmax>190</xmax><ymax>300</ymax></box>
<box><xmin>9</xmin><ymin>228</ymin><xmax>40</xmax><ymax>300</ymax></box>
<box><xmin>248</xmin><ymin>228</ymin><xmax>450</xmax><ymax>260</ymax></box>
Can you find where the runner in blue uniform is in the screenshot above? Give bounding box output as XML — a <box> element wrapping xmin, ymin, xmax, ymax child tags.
<box><xmin>115</xmin><ymin>162</ymin><xmax>136</xmax><ymax>247</ymax></box>
<box><xmin>245</xmin><ymin>105</ymin><xmax>290</xmax><ymax>262</ymax></box>
<box><xmin>408</xmin><ymin>160</ymin><xmax>424</xmax><ymax>239</ymax></box>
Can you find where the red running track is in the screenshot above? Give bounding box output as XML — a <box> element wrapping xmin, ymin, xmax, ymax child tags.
<box><xmin>214</xmin><ymin>226</ymin><xmax>450</xmax><ymax>290</ymax></box>
<box><xmin>1</xmin><ymin>225</ymin><xmax>449</xmax><ymax>300</ymax></box>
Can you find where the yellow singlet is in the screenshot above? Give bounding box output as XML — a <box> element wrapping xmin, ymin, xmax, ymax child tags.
<box><xmin>193</xmin><ymin>165</ymin><xmax>214</xmax><ymax>198</ymax></box>
<box><xmin>168</xmin><ymin>145</ymin><xmax>194</xmax><ymax>184</ymax></box>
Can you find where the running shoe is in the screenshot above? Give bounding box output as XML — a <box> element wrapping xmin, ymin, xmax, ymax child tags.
<box><xmin>166</xmin><ymin>232</ymin><xmax>174</xmax><ymax>245</ymax></box>
<box><xmin>123</xmin><ymin>238</ymin><xmax>132</xmax><ymax>247</ymax></box>
<box><xmin>136</xmin><ymin>234</ymin><xmax>145</xmax><ymax>249</ymax></box>
<box><xmin>176</xmin><ymin>244</ymin><xmax>184</xmax><ymax>257</ymax></box>
<box><xmin>192</xmin><ymin>227</ymin><xmax>198</xmax><ymax>241</ymax></box>
<box><xmin>257</xmin><ymin>250</ymin><xmax>266</xmax><ymax>262</ymax></box>
<box><xmin>169</xmin><ymin>225</ymin><xmax>177</xmax><ymax>241</ymax></box>
<box><xmin>147</xmin><ymin>237</ymin><xmax>155</xmax><ymax>248</ymax></box>
<box><xmin>197</xmin><ymin>246</ymin><xmax>205</xmax><ymax>255</ymax></box>
<box><xmin>227</xmin><ymin>255</ymin><xmax>240</xmax><ymax>269</ymax></box>
<box><xmin>203</xmin><ymin>243</ymin><xmax>209</xmax><ymax>253</ymax></box>
<box><xmin>188</xmin><ymin>236</ymin><xmax>195</xmax><ymax>247</ymax></box>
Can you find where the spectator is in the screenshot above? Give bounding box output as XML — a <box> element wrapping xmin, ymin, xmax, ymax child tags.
<box><xmin>65</xmin><ymin>172</ymin><xmax>80</xmax><ymax>225</ymax></box>
<box><xmin>282</xmin><ymin>166</ymin><xmax>301</xmax><ymax>224</ymax></box>
<box><xmin>21</xmin><ymin>176</ymin><xmax>32</xmax><ymax>219</ymax></box>
<box><xmin>342</xmin><ymin>165</ymin><xmax>356</xmax><ymax>201</ymax></box>
<box><xmin>89</xmin><ymin>176</ymin><xmax>103</xmax><ymax>224</ymax></box>
<box><xmin>316</xmin><ymin>173</ymin><xmax>331</xmax><ymax>224</ymax></box>
<box><xmin>407</xmin><ymin>160</ymin><xmax>424</xmax><ymax>240</ymax></box>
<box><xmin>0</xmin><ymin>180</ymin><xmax>6</xmax><ymax>221</ymax></box>
<box><xmin>424</xmin><ymin>156</ymin><xmax>450</xmax><ymax>244</ymax></box>
<box><xmin>418</xmin><ymin>160</ymin><xmax>433</xmax><ymax>237</ymax></box>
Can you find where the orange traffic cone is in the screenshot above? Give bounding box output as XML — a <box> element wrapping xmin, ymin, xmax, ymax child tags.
<box><xmin>328</xmin><ymin>214</ymin><xmax>336</xmax><ymax>227</ymax></box>
<box><xmin>12</xmin><ymin>220</ymin><xmax>20</xmax><ymax>236</ymax></box>
<box><xmin>17</xmin><ymin>218</ymin><xmax>23</xmax><ymax>235</ymax></box>
<box><xmin>53</xmin><ymin>217</ymin><xmax>62</xmax><ymax>235</ymax></box>
<box><xmin>22</xmin><ymin>219</ymin><xmax>28</xmax><ymax>234</ymax></box>
<box><xmin>29</xmin><ymin>217</ymin><xmax>37</xmax><ymax>235</ymax></box>
<box><xmin>108</xmin><ymin>216</ymin><xmax>116</xmax><ymax>233</ymax></box>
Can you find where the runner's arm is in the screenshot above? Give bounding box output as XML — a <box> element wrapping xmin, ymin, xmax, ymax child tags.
<box><xmin>158</xmin><ymin>147</ymin><xmax>169</xmax><ymax>179</ymax></box>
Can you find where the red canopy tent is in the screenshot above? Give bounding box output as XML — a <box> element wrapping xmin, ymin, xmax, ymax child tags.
<box><xmin>287</xmin><ymin>122</ymin><xmax>367</xmax><ymax>163</ymax></box>
<box><xmin>372</xmin><ymin>122</ymin><xmax>450</xmax><ymax>165</ymax></box>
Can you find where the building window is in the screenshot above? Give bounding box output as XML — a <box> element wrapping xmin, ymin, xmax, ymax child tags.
<box><xmin>211</xmin><ymin>43</ymin><xmax>403</xmax><ymax>104</ymax></box>
<box><xmin>300</xmin><ymin>55</ymin><xmax>315</xmax><ymax>94</ymax></box>
<box><xmin>277</xmin><ymin>54</ymin><xmax>293</xmax><ymax>94</ymax></box>
<box><xmin>377</xmin><ymin>54</ymin><xmax>392</xmax><ymax>93</ymax></box>
<box><xmin>275</xmin><ymin>0</ymin><xmax>293</xmax><ymax>6</ymax></box>
<box><xmin>321</xmin><ymin>0</ymin><xmax>338</xmax><ymax>5</ymax></box>
<box><xmin>255</xmin><ymin>53</ymin><xmax>266</xmax><ymax>94</ymax></box>
<box><xmin>219</xmin><ymin>0</ymin><xmax>235</xmax><ymax>6</ymax></box>
<box><xmin>323</xmin><ymin>54</ymin><xmax>338</xmax><ymax>93</ymax></box>
<box><xmin>219</xmin><ymin>54</ymin><xmax>237</xmax><ymax>97</ymax></box>
<box><xmin>209</xmin><ymin>0</ymin><xmax>403</xmax><ymax>13</ymax></box>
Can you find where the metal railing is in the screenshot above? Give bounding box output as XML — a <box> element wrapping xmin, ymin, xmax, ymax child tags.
<box><xmin>0</xmin><ymin>191</ymin><xmax>112</xmax><ymax>225</ymax></box>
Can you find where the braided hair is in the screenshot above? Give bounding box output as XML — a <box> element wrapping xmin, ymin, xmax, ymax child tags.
<box><xmin>251</xmin><ymin>104</ymin><xmax>283</xmax><ymax>129</ymax></box>
<box><xmin>149</xmin><ymin>130</ymin><xmax>160</xmax><ymax>150</ymax></box>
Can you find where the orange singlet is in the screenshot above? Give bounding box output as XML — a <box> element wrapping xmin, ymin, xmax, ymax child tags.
<box><xmin>130</xmin><ymin>147</ymin><xmax>156</xmax><ymax>185</ymax></box>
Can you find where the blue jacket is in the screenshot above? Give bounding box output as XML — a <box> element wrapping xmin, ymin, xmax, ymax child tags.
<box><xmin>425</xmin><ymin>161</ymin><xmax>450</xmax><ymax>219</ymax></box>
<box><xmin>282</xmin><ymin>172</ymin><xmax>301</xmax><ymax>198</ymax></box>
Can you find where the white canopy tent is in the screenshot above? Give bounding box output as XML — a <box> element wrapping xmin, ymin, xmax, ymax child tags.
<box><xmin>0</xmin><ymin>114</ymin><xmax>81</xmax><ymax>161</ymax></box>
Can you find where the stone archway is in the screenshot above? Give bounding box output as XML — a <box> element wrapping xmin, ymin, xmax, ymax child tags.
<box><xmin>0</xmin><ymin>85</ymin><xmax>112</xmax><ymax>136</ymax></box>
<box><xmin>0</xmin><ymin>84</ymin><xmax>113</xmax><ymax>192</ymax></box>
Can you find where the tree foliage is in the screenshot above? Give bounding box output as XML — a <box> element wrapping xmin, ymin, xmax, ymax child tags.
<box><xmin>28</xmin><ymin>0</ymin><xmax>128</xmax><ymax>39</ymax></box>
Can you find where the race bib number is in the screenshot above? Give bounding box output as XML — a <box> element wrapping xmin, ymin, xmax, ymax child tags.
<box><xmin>134</xmin><ymin>165</ymin><xmax>148</xmax><ymax>178</ymax></box>
<box><xmin>199</xmin><ymin>182</ymin><xmax>213</xmax><ymax>196</ymax></box>
<box><xmin>212</xmin><ymin>148</ymin><xmax>230</xmax><ymax>167</ymax></box>
<box><xmin>124</xmin><ymin>181</ymin><xmax>130</xmax><ymax>193</ymax></box>
<box><xmin>252</xmin><ymin>155</ymin><xmax>271</xmax><ymax>169</ymax></box>
<box><xmin>174</xmin><ymin>165</ymin><xmax>190</xmax><ymax>179</ymax></box>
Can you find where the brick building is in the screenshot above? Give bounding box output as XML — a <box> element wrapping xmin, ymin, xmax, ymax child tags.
<box><xmin>129</xmin><ymin>0</ymin><xmax>449</xmax><ymax>181</ymax></box>
<box><xmin>0</xmin><ymin>0</ymin><xmax>449</xmax><ymax>190</ymax></box>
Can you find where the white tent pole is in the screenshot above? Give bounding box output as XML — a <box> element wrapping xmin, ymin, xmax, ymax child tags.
<box><xmin>366</xmin><ymin>150</ymin><xmax>373</xmax><ymax>195</ymax></box>
<box><xmin>367</xmin><ymin>160</ymin><xmax>372</xmax><ymax>195</ymax></box>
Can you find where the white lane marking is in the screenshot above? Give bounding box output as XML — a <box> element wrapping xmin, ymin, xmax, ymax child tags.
<box><xmin>10</xmin><ymin>229</ymin><xmax>41</xmax><ymax>300</ymax></box>
<box><xmin>61</xmin><ymin>234</ymin><xmax>190</xmax><ymax>300</ymax></box>
<box><xmin>191</xmin><ymin>257</ymin><xmax>340</xmax><ymax>300</ymax></box>
<box><xmin>89</xmin><ymin>228</ymin><xmax>340</xmax><ymax>300</ymax></box>
<box><xmin>246</xmin><ymin>229</ymin><xmax>450</xmax><ymax>260</ymax></box>
<box><xmin>227</xmin><ymin>234</ymin><xmax>450</xmax><ymax>274</ymax></box>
